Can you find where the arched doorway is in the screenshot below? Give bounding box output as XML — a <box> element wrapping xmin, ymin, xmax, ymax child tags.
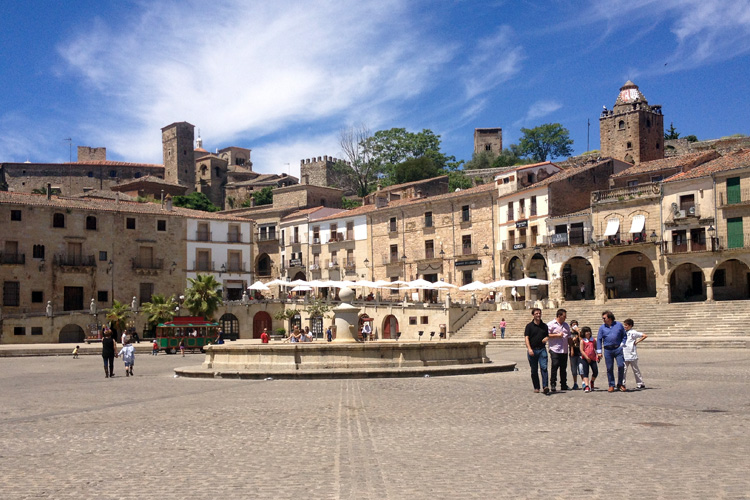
<box><xmin>712</xmin><ymin>259</ymin><xmax>750</xmax><ymax>301</ymax></box>
<box><xmin>257</xmin><ymin>253</ymin><xmax>272</xmax><ymax>278</ymax></box>
<box><xmin>562</xmin><ymin>257</ymin><xmax>595</xmax><ymax>300</ymax></box>
<box><xmin>292</xmin><ymin>271</ymin><xmax>306</xmax><ymax>281</ymax></box>
<box><xmin>219</xmin><ymin>313</ymin><xmax>240</xmax><ymax>341</ymax></box>
<box><xmin>252</xmin><ymin>311</ymin><xmax>272</xmax><ymax>339</ymax></box>
<box><xmin>505</xmin><ymin>256</ymin><xmax>524</xmax><ymax>301</ymax></box>
<box><xmin>59</xmin><ymin>324</ymin><xmax>85</xmax><ymax>343</ymax></box>
<box><xmin>669</xmin><ymin>263</ymin><xmax>706</xmax><ymax>302</ymax></box>
<box><xmin>604</xmin><ymin>251</ymin><xmax>656</xmax><ymax>298</ymax></box>
<box><xmin>382</xmin><ymin>315</ymin><xmax>398</xmax><ymax>339</ymax></box>
<box><xmin>527</xmin><ymin>253</ymin><xmax>549</xmax><ymax>301</ymax></box>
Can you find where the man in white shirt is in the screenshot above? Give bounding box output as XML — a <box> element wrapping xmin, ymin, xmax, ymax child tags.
<box><xmin>547</xmin><ymin>309</ymin><xmax>572</xmax><ymax>392</ymax></box>
<box><xmin>623</xmin><ymin>318</ymin><xmax>648</xmax><ymax>389</ymax></box>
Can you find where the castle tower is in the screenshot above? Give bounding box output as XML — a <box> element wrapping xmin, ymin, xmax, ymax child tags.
<box><xmin>162</xmin><ymin>122</ymin><xmax>195</xmax><ymax>186</ymax></box>
<box><xmin>473</xmin><ymin>128</ymin><xmax>503</xmax><ymax>154</ymax></box>
<box><xmin>599</xmin><ymin>81</ymin><xmax>664</xmax><ymax>164</ymax></box>
<box><xmin>300</xmin><ymin>155</ymin><xmax>339</xmax><ymax>187</ymax></box>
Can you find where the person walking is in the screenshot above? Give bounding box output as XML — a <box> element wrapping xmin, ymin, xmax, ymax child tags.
<box><xmin>579</xmin><ymin>326</ymin><xmax>598</xmax><ymax>392</ymax></box>
<box><xmin>260</xmin><ymin>328</ymin><xmax>269</xmax><ymax>344</ymax></box>
<box><xmin>569</xmin><ymin>320</ymin><xmax>582</xmax><ymax>390</ymax></box>
<box><xmin>547</xmin><ymin>308</ymin><xmax>572</xmax><ymax>392</ymax></box>
<box><xmin>499</xmin><ymin>318</ymin><xmax>506</xmax><ymax>339</ymax></box>
<box><xmin>524</xmin><ymin>308</ymin><xmax>550</xmax><ymax>394</ymax></box>
<box><xmin>102</xmin><ymin>331</ymin><xmax>117</xmax><ymax>378</ymax></box>
<box><xmin>596</xmin><ymin>310</ymin><xmax>627</xmax><ymax>392</ymax></box>
<box><xmin>118</xmin><ymin>339</ymin><xmax>135</xmax><ymax>377</ymax></box>
<box><xmin>623</xmin><ymin>318</ymin><xmax>648</xmax><ymax>389</ymax></box>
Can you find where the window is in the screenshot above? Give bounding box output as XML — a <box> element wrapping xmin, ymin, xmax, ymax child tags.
<box><xmin>346</xmin><ymin>221</ymin><xmax>354</xmax><ymax>241</ymax></box>
<box><xmin>485</xmin><ymin>144</ymin><xmax>492</xmax><ymax>151</ymax></box>
<box><xmin>507</xmin><ymin>202</ymin><xmax>514</xmax><ymax>221</ymax></box>
<box><xmin>462</xmin><ymin>270</ymin><xmax>473</xmax><ymax>286</ymax></box>
<box><xmin>425</xmin><ymin>240</ymin><xmax>434</xmax><ymax>259</ymax></box>
<box><xmin>87</xmin><ymin>171</ymin><xmax>94</xmax><ymax>178</ymax></box>
<box><xmin>618</xmin><ymin>120</ymin><xmax>625</xmax><ymax>130</ymax></box>
<box><xmin>3</xmin><ymin>281</ymin><xmax>20</xmax><ymax>306</ymax></box>
<box><xmin>197</xmin><ymin>222</ymin><xmax>210</xmax><ymax>241</ymax></box>
<box><xmin>31</xmin><ymin>327</ymin><xmax>43</xmax><ymax>336</ymax></box>
<box><xmin>530</xmin><ymin>196</ymin><xmax>537</xmax><ymax>217</ymax></box>
<box><xmin>390</xmin><ymin>244</ymin><xmax>399</xmax><ymax>264</ymax></box>
<box><xmin>157</xmin><ymin>220</ymin><xmax>166</xmax><ymax>231</ymax></box>
<box><xmin>31</xmin><ymin>291</ymin><xmax>43</xmax><ymax>303</ymax></box>
<box><xmin>420</xmin><ymin>316</ymin><xmax>429</xmax><ymax>324</ymax></box>
<box><xmin>329</xmin><ymin>224</ymin><xmax>337</xmax><ymax>242</ymax></box>
<box><xmin>99</xmin><ymin>251</ymin><xmax>107</xmax><ymax>261</ymax></box>
<box><xmin>462</xmin><ymin>235</ymin><xmax>472</xmax><ymax>255</ymax></box>
<box><xmin>86</xmin><ymin>216</ymin><xmax>97</xmax><ymax>230</ymax></box>
<box><xmin>626</xmin><ymin>142</ymin><xmax>632</xmax><ymax>149</ymax></box>
<box><xmin>313</xmin><ymin>226</ymin><xmax>320</xmax><ymax>244</ymax></box>
<box><xmin>53</xmin><ymin>213</ymin><xmax>65</xmax><ymax>228</ymax></box>
<box><xmin>97</xmin><ymin>291</ymin><xmax>109</xmax><ymax>302</ymax></box>
<box><xmin>424</xmin><ymin>211</ymin><xmax>433</xmax><ymax>228</ymax></box>
<box><xmin>33</xmin><ymin>245</ymin><xmax>45</xmax><ymax>259</ymax></box>
<box><xmin>680</xmin><ymin>194</ymin><xmax>695</xmax><ymax>214</ymax></box>
<box><xmin>196</xmin><ymin>250</ymin><xmax>211</xmax><ymax>271</ymax></box>
<box><xmin>109</xmin><ymin>170</ymin><xmax>117</xmax><ymax>178</ymax></box>
<box><xmin>651</xmin><ymin>175</ymin><xmax>663</xmax><ymax>183</ymax></box>
<box><xmin>409</xmin><ymin>316</ymin><xmax>418</xmax><ymax>325</ymax></box>
<box><xmin>139</xmin><ymin>283</ymin><xmax>154</xmax><ymax>305</ymax></box>
<box><xmin>389</xmin><ymin>217</ymin><xmax>397</xmax><ymax>232</ymax></box>
<box><xmin>10</xmin><ymin>210</ymin><xmax>21</xmax><ymax>221</ymax></box>
<box><xmin>134</xmin><ymin>172</ymin><xmax>141</xmax><ymax>178</ymax></box>
<box><xmin>14</xmin><ymin>327</ymin><xmax>25</xmax><ymax>336</ymax></box>
<box><xmin>390</xmin><ymin>276</ymin><xmax>400</xmax><ymax>294</ymax></box>
<box><xmin>461</xmin><ymin>205</ymin><xmax>470</xmax><ymax>222</ymax></box>
<box><xmin>126</xmin><ymin>217</ymin><xmax>136</xmax><ymax>230</ymax></box>
<box><xmin>627</xmin><ymin>180</ymin><xmax>639</xmax><ymax>187</ymax></box>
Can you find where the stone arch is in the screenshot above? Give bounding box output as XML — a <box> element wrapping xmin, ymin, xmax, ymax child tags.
<box><xmin>668</xmin><ymin>262</ymin><xmax>707</xmax><ymax>302</ymax></box>
<box><xmin>256</xmin><ymin>253</ymin><xmax>272</xmax><ymax>278</ymax></box>
<box><xmin>561</xmin><ymin>256</ymin><xmax>595</xmax><ymax>300</ymax></box>
<box><xmin>603</xmin><ymin>250</ymin><xmax>656</xmax><ymax>298</ymax></box>
<box><xmin>525</xmin><ymin>253</ymin><xmax>549</xmax><ymax>301</ymax></box>
<box><xmin>382</xmin><ymin>315</ymin><xmax>398</xmax><ymax>339</ymax></box>
<box><xmin>292</xmin><ymin>271</ymin><xmax>306</xmax><ymax>281</ymax></box>
<box><xmin>252</xmin><ymin>311</ymin><xmax>272</xmax><ymax>339</ymax></box>
<box><xmin>59</xmin><ymin>324</ymin><xmax>85</xmax><ymax>343</ymax></box>
<box><xmin>219</xmin><ymin>313</ymin><xmax>240</xmax><ymax>341</ymax></box>
<box><xmin>711</xmin><ymin>258</ymin><xmax>750</xmax><ymax>301</ymax></box>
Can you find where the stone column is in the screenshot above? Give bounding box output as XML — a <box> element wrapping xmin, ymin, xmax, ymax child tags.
<box><xmin>706</xmin><ymin>280</ymin><xmax>714</xmax><ymax>302</ymax></box>
<box><xmin>332</xmin><ymin>287</ymin><xmax>361</xmax><ymax>343</ymax></box>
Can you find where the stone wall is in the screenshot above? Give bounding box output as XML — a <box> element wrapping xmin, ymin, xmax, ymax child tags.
<box><xmin>77</xmin><ymin>147</ymin><xmax>107</xmax><ymax>162</ymax></box>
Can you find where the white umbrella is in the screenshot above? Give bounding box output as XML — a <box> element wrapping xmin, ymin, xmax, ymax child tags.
<box><xmin>511</xmin><ymin>277</ymin><xmax>551</xmax><ymax>287</ymax></box>
<box><xmin>459</xmin><ymin>281</ymin><xmax>489</xmax><ymax>291</ymax></box>
<box><xmin>290</xmin><ymin>285</ymin><xmax>313</xmax><ymax>292</ymax></box>
<box><xmin>487</xmin><ymin>279</ymin><xmax>514</xmax><ymax>289</ymax></box>
<box><xmin>432</xmin><ymin>281</ymin><xmax>457</xmax><ymax>289</ymax></box>
<box><xmin>328</xmin><ymin>280</ymin><xmax>357</xmax><ymax>288</ymax></box>
<box><xmin>371</xmin><ymin>280</ymin><xmax>396</xmax><ymax>288</ymax></box>
<box><xmin>266</xmin><ymin>278</ymin><xmax>290</xmax><ymax>287</ymax></box>
<box><xmin>354</xmin><ymin>280</ymin><xmax>377</xmax><ymax>288</ymax></box>
<box><xmin>405</xmin><ymin>279</ymin><xmax>437</xmax><ymax>289</ymax></box>
<box><xmin>247</xmin><ymin>281</ymin><xmax>271</xmax><ymax>291</ymax></box>
<box><xmin>289</xmin><ymin>279</ymin><xmax>309</xmax><ymax>287</ymax></box>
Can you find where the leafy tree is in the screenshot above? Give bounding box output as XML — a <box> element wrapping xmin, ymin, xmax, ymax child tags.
<box><xmin>140</xmin><ymin>294</ymin><xmax>177</xmax><ymax>332</ymax></box>
<box><xmin>183</xmin><ymin>274</ymin><xmax>223</xmax><ymax>320</ymax></box>
<box><xmin>447</xmin><ymin>171</ymin><xmax>473</xmax><ymax>191</ymax></box>
<box><xmin>241</xmin><ymin>197</ymin><xmax>253</xmax><ymax>208</ymax></box>
<box><xmin>366</xmin><ymin>128</ymin><xmax>458</xmax><ymax>183</ymax></box>
<box><xmin>464</xmin><ymin>150</ymin><xmax>496</xmax><ymax>170</ymax></box>
<box><xmin>392</xmin><ymin>156</ymin><xmax>441</xmax><ymax>184</ymax></box>
<box><xmin>305</xmin><ymin>297</ymin><xmax>332</xmax><ymax>320</ymax></box>
<box><xmin>336</xmin><ymin>124</ymin><xmax>382</xmax><ymax>197</ymax></box>
<box><xmin>684</xmin><ymin>135</ymin><xmax>698</xmax><ymax>143</ymax></box>
<box><xmin>252</xmin><ymin>186</ymin><xmax>273</xmax><ymax>206</ymax></box>
<box><xmin>664</xmin><ymin>122</ymin><xmax>680</xmax><ymax>140</ymax></box>
<box><xmin>105</xmin><ymin>300</ymin><xmax>131</xmax><ymax>332</ymax></box>
<box><xmin>172</xmin><ymin>192</ymin><xmax>220</xmax><ymax>212</ymax></box>
<box><xmin>518</xmin><ymin>123</ymin><xmax>573</xmax><ymax>162</ymax></box>
<box><xmin>341</xmin><ymin>196</ymin><xmax>362</xmax><ymax>209</ymax></box>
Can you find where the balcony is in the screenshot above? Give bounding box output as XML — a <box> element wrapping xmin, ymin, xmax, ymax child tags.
<box><xmin>325</xmin><ymin>259</ymin><xmax>339</xmax><ymax>268</ymax></box>
<box><xmin>666</xmin><ymin>203</ymin><xmax>702</xmax><ymax>224</ymax></box>
<box><xmin>196</xmin><ymin>231</ymin><xmax>212</xmax><ymax>242</ymax></box>
<box><xmin>256</xmin><ymin>231</ymin><xmax>278</xmax><ymax>242</ymax></box>
<box><xmin>415</xmin><ymin>250</ymin><xmax>441</xmax><ymax>262</ymax></box>
<box><xmin>0</xmin><ymin>253</ymin><xmax>25</xmax><ymax>265</ymax></box>
<box><xmin>545</xmin><ymin>228</ymin><xmax>591</xmax><ymax>247</ymax></box>
<box><xmin>309</xmin><ymin>263</ymin><xmax>321</xmax><ymax>271</ymax></box>
<box><xmin>327</xmin><ymin>232</ymin><xmax>351</xmax><ymax>244</ymax></box>
<box><xmin>382</xmin><ymin>255</ymin><xmax>401</xmax><ymax>265</ymax></box>
<box><xmin>226</xmin><ymin>263</ymin><xmax>246</xmax><ymax>273</ymax></box>
<box><xmin>344</xmin><ymin>259</ymin><xmax>356</xmax><ymax>269</ymax></box>
<box><xmin>289</xmin><ymin>236</ymin><xmax>302</xmax><ymax>244</ymax></box>
<box><xmin>193</xmin><ymin>260</ymin><xmax>215</xmax><ymax>272</ymax></box>
<box><xmin>132</xmin><ymin>257</ymin><xmax>164</xmax><ymax>270</ymax></box>
<box><xmin>718</xmin><ymin>188</ymin><xmax>750</xmax><ymax>207</ymax></box>
<box><xmin>461</xmin><ymin>245</ymin><xmax>477</xmax><ymax>256</ymax></box>
<box><xmin>54</xmin><ymin>254</ymin><xmax>96</xmax><ymax>267</ymax></box>
<box><xmin>662</xmin><ymin>238</ymin><xmax>709</xmax><ymax>254</ymax></box>
<box><xmin>227</xmin><ymin>232</ymin><xmax>243</xmax><ymax>243</ymax></box>
<box><xmin>715</xmin><ymin>233</ymin><xmax>750</xmax><ymax>251</ymax></box>
<box><xmin>591</xmin><ymin>182</ymin><xmax>661</xmax><ymax>205</ymax></box>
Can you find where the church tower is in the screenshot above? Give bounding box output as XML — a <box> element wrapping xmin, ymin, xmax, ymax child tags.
<box><xmin>599</xmin><ymin>81</ymin><xmax>664</xmax><ymax>164</ymax></box>
<box><xmin>162</xmin><ymin>122</ymin><xmax>195</xmax><ymax>186</ymax></box>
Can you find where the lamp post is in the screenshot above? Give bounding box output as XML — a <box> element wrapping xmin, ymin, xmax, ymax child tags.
<box><xmin>364</xmin><ymin>257</ymin><xmax>370</xmax><ymax>280</ymax></box>
<box><xmin>401</xmin><ymin>253</ymin><xmax>408</xmax><ymax>281</ymax></box>
<box><xmin>707</xmin><ymin>224</ymin><xmax>716</xmax><ymax>251</ymax></box>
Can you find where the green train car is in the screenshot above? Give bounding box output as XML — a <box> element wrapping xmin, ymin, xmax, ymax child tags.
<box><xmin>155</xmin><ymin>316</ymin><xmax>218</xmax><ymax>354</ymax></box>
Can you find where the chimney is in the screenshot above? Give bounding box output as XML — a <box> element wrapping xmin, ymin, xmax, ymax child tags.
<box><xmin>46</xmin><ymin>183</ymin><xmax>52</xmax><ymax>200</ymax></box>
<box><xmin>165</xmin><ymin>194</ymin><xmax>173</xmax><ymax>212</ymax></box>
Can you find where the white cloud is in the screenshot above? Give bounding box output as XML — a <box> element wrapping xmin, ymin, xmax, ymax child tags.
<box><xmin>512</xmin><ymin>100</ymin><xmax>562</xmax><ymax>128</ymax></box>
<box><xmin>460</xmin><ymin>26</ymin><xmax>524</xmax><ymax>99</ymax></box>
<box><xmin>56</xmin><ymin>0</ymin><xmax>458</xmax><ymax>168</ymax></box>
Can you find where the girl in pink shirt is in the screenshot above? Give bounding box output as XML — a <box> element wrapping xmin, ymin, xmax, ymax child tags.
<box><xmin>579</xmin><ymin>326</ymin><xmax>598</xmax><ymax>392</ymax></box>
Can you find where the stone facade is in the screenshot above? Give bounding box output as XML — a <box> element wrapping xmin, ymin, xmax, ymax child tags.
<box><xmin>600</xmin><ymin>81</ymin><xmax>664</xmax><ymax>164</ymax></box>
<box><xmin>474</xmin><ymin>128</ymin><xmax>503</xmax><ymax>154</ymax></box>
<box><xmin>300</xmin><ymin>156</ymin><xmax>342</xmax><ymax>188</ymax></box>
<box><xmin>162</xmin><ymin>121</ymin><xmax>196</xmax><ymax>187</ymax></box>
<box><xmin>77</xmin><ymin>146</ymin><xmax>107</xmax><ymax>162</ymax></box>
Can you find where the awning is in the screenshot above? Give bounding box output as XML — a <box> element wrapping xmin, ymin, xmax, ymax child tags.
<box><xmin>603</xmin><ymin>218</ymin><xmax>620</xmax><ymax>236</ymax></box>
<box><xmin>629</xmin><ymin>215</ymin><xmax>646</xmax><ymax>233</ymax></box>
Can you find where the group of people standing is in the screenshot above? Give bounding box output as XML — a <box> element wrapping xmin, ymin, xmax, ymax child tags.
<box><xmin>524</xmin><ymin>308</ymin><xmax>648</xmax><ymax>394</ymax></box>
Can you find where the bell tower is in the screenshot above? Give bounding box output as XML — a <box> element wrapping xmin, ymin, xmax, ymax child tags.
<box><xmin>162</xmin><ymin>122</ymin><xmax>195</xmax><ymax>186</ymax></box>
<box><xmin>599</xmin><ymin>81</ymin><xmax>664</xmax><ymax>164</ymax></box>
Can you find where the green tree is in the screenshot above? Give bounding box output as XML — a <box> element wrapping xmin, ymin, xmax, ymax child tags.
<box><xmin>684</xmin><ymin>135</ymin><xmax>698</xmax><ymax>143</ymax></box>
<box><xmin>172</xmin><ymin>192</ymin><xmax>220</xmax><ymax>212</ymax></box>
<box><xmin>463</xmin><ymin>150</ymin><xmax>496</xmax><ymax>170</ymax></box>
<box><xmin>341</xmin><ymin>196</ymin><xmax>362</xmax><ymax>209</ymax></box>
<box><xmin>305</xmin><ymin>297</ymin><xmax>332</xmax><ymax>321</ymax></box>
<box><xmin>105</xmin><ymin>300</ymin><xmax>131</xmax><ymax>332</ymax></box>
<box><xmin>336</xmin><ymin>124</ymin><xmax>382</xmax><ymax>197</ymax></box>
<box><xmin>392</xmin><ymin>156</ymin><xmax>441</xmax><ymax>184</ymax></box>
<box><xmin>366</xmin><ymin>128</ymin><xmax>458</xmax><ymax>183</ymax></box>
<box><xmin>518</xmin><ymin>123</ymin><xmax>574</xmax><ymax>162</ymax></box>
<box><xmin>183</xmin><ymin>274</ymin><xmax>223</xmax><ymax>320</ymax></box>
<box><xmin>252</xmin><ymin>186</ymin><xmax>273</xmax><ymax>206</ymax></box>
<box><xmin>447</xmin><ymin>171</ymin><xmax>473</xmax><ymax>191</ymax></box>
<box><xmin>140</xmin><ymin>294</ymin><xmax>177</xmax><ymax>332</ymax></box>
<box><xmin>664</xmin><ymin>122</ymin><xmax>680</xmax><ymax>140</ymax></box>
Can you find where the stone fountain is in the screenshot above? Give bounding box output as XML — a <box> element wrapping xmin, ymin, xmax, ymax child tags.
<box><xmin>175</xmin><ymin>287</ymin><xmax>514</xmax><ymax>379</ymax></box>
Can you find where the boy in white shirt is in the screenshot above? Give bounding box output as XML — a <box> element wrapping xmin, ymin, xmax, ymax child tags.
<box><xmin>622</xmin><ymin>318</ymin><xmax>647</xmax><ymax>389</ymax></box>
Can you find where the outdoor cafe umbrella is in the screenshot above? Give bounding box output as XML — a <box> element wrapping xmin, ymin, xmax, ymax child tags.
<box><xmin>247</xmin><ymin>281</ymin><xmax>271</xmax><ymax>291</ymax></box>
<box><xmin>290</xmin><ymin>285</ymin><xmax>313</xmax><ymax>293</ymax></box>
<box><xmin>510</xmin><ymin>277</ymin><xmax>551</xmax><ymax>287</ymax></box>
<box><xmin>405</xmin><ymin>279</ymin><xmax>438</xmax><ymax>289</ymax></box>
<box><xmin>459</xmin><ymin>281</ymin><xmax>489</xmax><ymax>291</ymax></box>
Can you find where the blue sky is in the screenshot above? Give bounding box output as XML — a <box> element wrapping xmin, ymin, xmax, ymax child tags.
<box><xmin>2</xmin><ymin>0</ymin><xmax>749</xmax><ymax>177</ymax></box>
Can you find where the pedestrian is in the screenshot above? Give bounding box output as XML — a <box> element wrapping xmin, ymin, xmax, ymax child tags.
<box><xmin>579</xmin><ymin>326</ymin><xmax>598</xmax><ymax>392</ymax></box>
<box><xmin>491</xmin><ymin>326</ymin><xmax>497</xmax><ymax>339</ymax></box>
<box><xmin>499</xmin><ymin>318</ymin><xmax>506</xmax><ymax>339</ymax></box>
<box><xmin>623</xmin><ymin>318</ymin><xmax>648</xmax><ymax>389</ymax></box>
<box><xmin>326</xmin><ymin>325</ymin><xmax>333</xmax><ymax>342</ymax></box>
<box><xmin>121</xmin><ymin>330</ymin><xmax>128</xmax><ymax>345</ymax></box>
<box><xmin>72</xmin><ymin>345</ymin><xmax>79</xmax><ymax>359</ymax></box>
<box><xmin>596</xmin><ymin>310</ymin><xmax>627</xmax><ymax>392</ymax></box>
<box><xmin>260</xmin><ymin>328</ymin><xmax>269</xmax><ymax>344</ymax></box>
<box><xmin>152</xmin><ymin>339</ymin><xmax>159</xmax><ymax>356</ymax></box>
<box><xmin>214</xmin><ymin>328</ymin><xmax>224</xmax><ymax>344</ymax></box>
<box><xmin>305</xmin><ymin>327</ymin><xmax>314</xmax><ymax>342</ymax></box>
<box><xmin>361</xmin><ymin>321</ymin><xmax>372</xmax><ymax>342</ymax></box>
<box><xmin>524</xmin><ymin>308</ymin><xmax>549</xmax><ymax>394</ymax></box>
<box><xmin>102</xmin><ymin>331</ymin><xmax>117</xmax><ymax>378</ymax></box>
<box><xmin>547</xmin><ymin>308</ymin><xmax>572</xmax><ymax>392</ymax></box>
<box><xmin>118</xmin><ymin>338</ymin><xmax>135</xmax><ymax>377</ymax></box>
<box><xmin>179</xmin><ymin>338</ymin><xmax>185</xmax><ymax>357</ymax></box>
<box><xmin>569</xmin><ymin>320</ymin><xmax>581</xmax><ymax>390</ymax></box>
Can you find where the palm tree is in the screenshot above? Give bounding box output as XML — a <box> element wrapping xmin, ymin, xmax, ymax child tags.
<box><xmin>140</xmin><ymin>294</ymin><xmax>177</xmax><ymax>334</ymax></box>
<box><xmin>183</xmin><ymin>274</ymin><xmax>223</xmax><ymax>320</ymax></box>
<box><xmin>105</xmin><ymin>299</ymin><xmax>131</xmax><ymax>333</ymax></box>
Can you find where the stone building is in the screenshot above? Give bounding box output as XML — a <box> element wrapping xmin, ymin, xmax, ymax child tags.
<box><xmin>363</xmin><ymin>176</ymin><xmax>450</xmax><ymax>206</ymax></box>
<box><xmin>474</xmin><ymin>128</ymin><xmax>503</xmax><ymax>154</ymax></box>
<box><xmin>299</xmin><ymin>156</ymin><xmax>343</xmax><ymax>188</ymax></box>
<box><xmin>600</xmin><ymin>81</ymin><xmax>664</xmax><ymax>164</ymax></box>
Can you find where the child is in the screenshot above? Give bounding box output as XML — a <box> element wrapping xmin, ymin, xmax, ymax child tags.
<box><xmin>568</xmin><ymin>321</ymin><xmax>581</xmax><ymax>390</ymax></box>
<box><xmin>72</xmin><ymin>345</ymin><xmax>79</xmax><ymax>359</ymax></box>
<box><xmin>179</xmin><ymin>338</ymin><xmax>185</xmax><ymax>357</ymax></box>
<box><xmin>491</xmin><ymin>326</ymin><xmax>497</xmax><ymax>339</ymax></box>
<box><xmin>623</xmin><ymin>318</ymin><xmax>648</xmax><ymax>389</ymax></box>
<box><xmin>118</xmin><ymin>339</ymin><xmax>135</xmax><ymax>377</ymax></box>
<box><xmin>152</xmin><ymin>340</ymin><xmax>159</xmax><ymax>356</ymax></box>
<box><xmin>579</xmin><ymin>326</ymin><xmax>598</xmax><ymax>393</ymax></box>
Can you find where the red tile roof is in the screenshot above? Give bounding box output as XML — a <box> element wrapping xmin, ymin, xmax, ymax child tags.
<box><xmin>611</xmin><ymin>150</ymin><xmax>719</xmax><ymax>179</ymax></box>
<box><xmin>665</xmin><ymin>149</ymin><xmax>750</xmax><ymax>182</ymax></box>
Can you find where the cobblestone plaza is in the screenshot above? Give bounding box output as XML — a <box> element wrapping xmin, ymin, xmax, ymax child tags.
<box><xmin>1</xmin><ymin>346</ymin><xmax>748</xmax><ymax>499</ymax></box>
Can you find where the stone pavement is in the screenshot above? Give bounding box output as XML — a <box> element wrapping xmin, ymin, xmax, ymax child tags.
<box><xmin>0</xmin><ymin>347</ymin><xmax>749</xmax><ymax>499</ymax></box>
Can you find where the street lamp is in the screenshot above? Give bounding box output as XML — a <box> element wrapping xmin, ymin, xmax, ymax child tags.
<box><xmin>707</xmin><ymin>224</ymin><xmax>716</xmax><ymax>251</ymax></box>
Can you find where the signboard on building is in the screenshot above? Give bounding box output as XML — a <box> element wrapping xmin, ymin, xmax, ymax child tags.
<box><xmin>455</xmin><ymin>259</ymin><xmax>481</xmax><ymax>267</ymax></box>
<box><xmin>512</xmin><ymin>243</ymin><xmax>526</xmax><ymax>250</ymax></box>
<box><xmin>516</xmin><ymin>220</ymin><xmax>528</xmax><ymax>229</ymax></box>
<box><xmin>289</xmin><ymin>258</ymin><xmax>302</xmax><ymax>267</ymax></box>
<box><xmin>550</xmin><ymin>233</ymin><xmax>568</xmax><ymax>245</ymax></box>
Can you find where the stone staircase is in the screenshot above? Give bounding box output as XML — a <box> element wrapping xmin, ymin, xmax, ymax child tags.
<box><xmin>452</xmin><ymin>298</ymin><xmax>750</xmax><ymax>348</ymax></box>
